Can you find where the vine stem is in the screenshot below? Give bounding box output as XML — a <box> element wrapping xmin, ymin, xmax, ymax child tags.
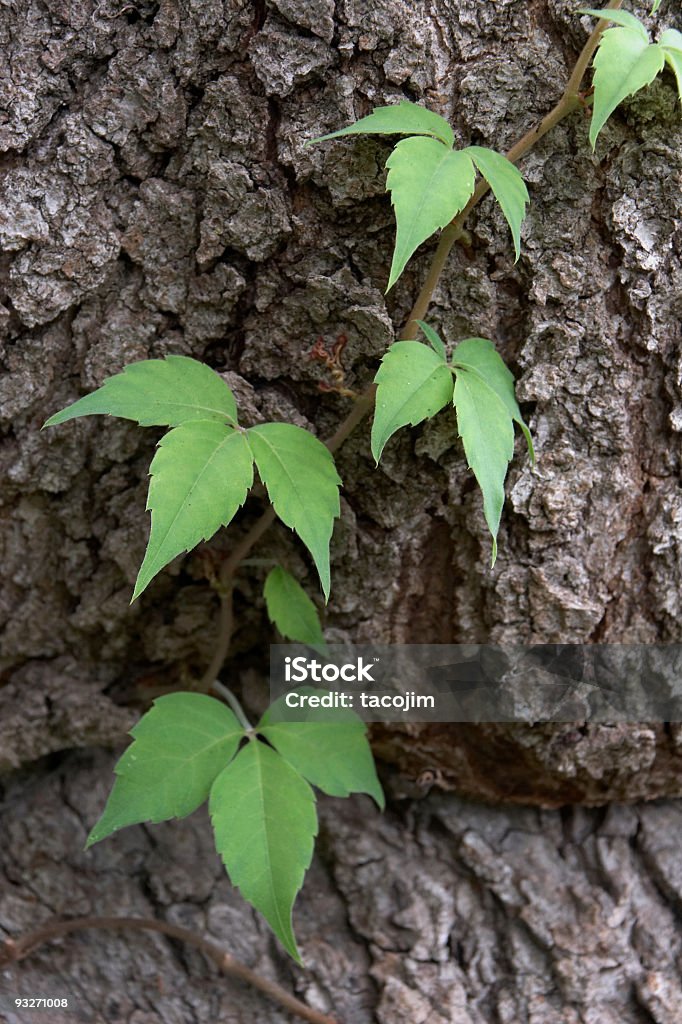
<box><xmin>199</xmin><ymin>0</ymin><xmax>622</xmax><ymax>692</ymax></box>
<box><xmin>197</xmin><ymin>587</ymin><xmax>234</xmax><ymax>693</ymax></box>
<box><xmin>195</xmin><ymin>508</ymin><xmax>276</xmax><ymax>694</ymax></box>
<box><xmin>0</xmin><ymin>917</ymin><xmax>338</xmax><ymax>1024</ymax></box>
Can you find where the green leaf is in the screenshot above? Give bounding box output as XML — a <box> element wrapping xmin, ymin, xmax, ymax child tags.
<box><xmin>589</xmin><ymin>27</ymin><xmax>665</xmax><ymax>147</ymax></box>
<box><xmin>44</xmin><ymin>356</ymin><xmax>238</xmax><ymax>429</ymax></box>
<box><xmin>651</xmin><ymin>0</ymin><xmax>662</xmax><ymax>13</ymax></box>
<box><xmin>209</xmin><ymin>740</ymin><xmax>317</xmax><ymax>961</ymax></box>
<box><xmin>661</xmin><ymin>30</ymin><xmax>682</xmax><ymax>99</ymax></box>
<box><xmin>465</xmin><ymin>147</ymin><xmax>529</xmax><ymax>261</ymax></box>
<box><xmin>661</xmin><ymin>28</ymin><xmax>682</xmax><ymax>53</ymax></box>
<box><xmin>264</xmin><ymin>566</ymin><xmax>326</xmax><ymax>649</ymax></box>
<box><xmin>451</xmin><ymin>339</ymin><xmax>531</xmax><ymax>565</ymax></box>
<box><xmin>452</xmin><ymin>337</ymin><xmax>534</xmax><ymax>462</ymax></box>
<box><xmin>86</xmin><ymin>693</ymin><xmax>244</xmax><ymax>847</ymax></box>
<box><xmin>133</xmin><ymin>422</ymin><xmax>254</xmax><ymax>600</ymax></box>
<box><xmin>417</xmin><ymin>319</ymin><xmax>447</xmax><ymax>360</ymax></box>
<box><xmin>385</xmin><ymin>136</ymin><xmax>476</xmax><ymax>290</ymax></box>
<box><xmin>309</xmin><ymin>99</ymin><xmax>454</xmax><ymax>148</ymax></box>
<box><xmin>259</xmin><ymin>691</ymin><xmax>384</xmax><ymax>808</ymax></box>
<box><xmin>247</xmin><ymin>423</ymin><xmax>341</xmax><ymax>602</ymax></box>
<box><xmin>371</xmin><ymin>339</ymin><xmax>453</xmax><ymax>462</ymax></box>
<box><xmin>578</xmin><ymin>9</ymin><xmax>649</xmax><ymax>37</ymax></box>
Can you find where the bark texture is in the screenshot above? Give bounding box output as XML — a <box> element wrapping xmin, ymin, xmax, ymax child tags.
<box><xmin>2</xmin><ymin>751</ymin><xmax>682</xmax><ymax>1024</ymax></box>
<box><xmin>3</xmin><ymin>0</ymin><xmax>682</xmax><ymax>796</ymax></box>
<box><xmin>2</xmin><ymin>0</ymin><xmax>682</xmax><ymax>1019</ymax></box>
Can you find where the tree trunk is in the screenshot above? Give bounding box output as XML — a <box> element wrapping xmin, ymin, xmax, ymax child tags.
<box><xmin>2</xmin><ymin>0</ymin><xmax>682</xmax><ymax>1020</ymax></box>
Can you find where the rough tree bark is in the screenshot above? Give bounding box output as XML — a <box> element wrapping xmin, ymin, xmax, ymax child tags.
<box><xmin>2</xmin><ymin>0</ymin><xmax>682</xmax><ymax>1021</ymax></box>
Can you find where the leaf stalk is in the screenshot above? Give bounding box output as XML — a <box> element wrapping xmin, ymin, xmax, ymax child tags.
<box><xmin>212</xmin><ymin>679</ymin><xmax>253</xmax><ymax>730</ymax></box>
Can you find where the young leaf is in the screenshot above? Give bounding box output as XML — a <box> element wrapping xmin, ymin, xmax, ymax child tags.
<box><xmin>86</xmin><ymin>693</ymin><xmax>244</xmax><ymax>847</ymax></box>
<box><xmin>417</xmin><ymin>319</ymin><xmax>447</xmax><ymax>360</ymax></box>
<box><xmin>385</xmin><ymin>137</ymin><xmax>476</xmax><ymax>291</ymax></box>
<box><xmin>465</xmin><ymin>147</ymin><xmax>529</xmax><ymax>261</ymax></box>
<box><xmin>44</xmin><ymin>356</ymin><xmax>238</xmax><ymax>429</ymax></box>
<box><xmin>264</xmin><ymin>566</ymin><xmax>326</xmax><ymax>649</ymax></box>
<box><xmin>660</xmin><ymin>30</ymin><xmax>682</xmax><ymax>99</ymax></box>
<box><xmin>371</xmin><ymin>339</ymin><xmax>453</xmax><ymax>462</ymax></box>
<box><xmin>259</xmin><ymin>693</ymin><xmax>384</xmax><ymax>808</ymax></box>
<box><xmin>451</xmin><ymin>338</ymin><xmax>532</xmax><ymax>564</ymax></box>
<box><xmin>452</xmin><ymin>337</ymin><xmax>534</xmax><ymax>461</ymax></box>
<box><xmin>133</xmin><ymin>422</ymin><xmax>254</xmax><ymax>600</ymax></box>
<box><xmin>247</xmin><ymin>423</ymin><xmax>341</xmax><ymax>601</ymax></box>
<box><xmin>309</xmin><ymin>99</ymin><xmax>454</xmax><ymax>148</ymax></box>
<box><xmin>588</xmin><ymin>25</ymin><xmax>664</xmax><ymax>147</ymax></box>
<box><xmin>209</xmin><ymin>740</ymin><xmax>317</xmax><ymax>962</ymax></box>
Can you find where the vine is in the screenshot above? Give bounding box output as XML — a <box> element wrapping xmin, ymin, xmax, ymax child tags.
<box><xmin>30</xmin><ymin>0</ymin><xmax>680</xmax><ymax>978</ymax></box>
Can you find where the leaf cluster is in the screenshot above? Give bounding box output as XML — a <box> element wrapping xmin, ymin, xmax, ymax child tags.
<box><xmin>45</xmin><ymin>357</ymin><xmax>341</xmax><ymax>601</ymax></box>
<box><xmin>310</xmin><ymin>101</ymin><xmax>529</xmax><ymax>290</ymax></box>
<box><xmin>87</xmin><ymin>691</ymin><xmax>383</xmax><ymax>961</ymax></box>
<box><xmin>371</xmin><ymin>323</ymin><xmax>533</xmax><ymax>563</ymax></box>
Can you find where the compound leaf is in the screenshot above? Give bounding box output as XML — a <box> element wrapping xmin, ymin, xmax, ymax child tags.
<box><xmin>86</xmin><ymin>693</ymin><xmax>244</xmax><ymax>847</ymax></box>
<box><xmin>264</xmin><ymin>566</ymin><xmax>326</xmax><ymax>649</ymax></box>
<box><xmin>209</xmin><ymin>740</ymin><xmax>317</xmax><ymax>962</ymax></box>
<box><xmin>588</xmin><ymin>25</ymin><xmax>665</xmax><ymax>147</ymax></box>
<box><xmin>133</xmin><ymin>422</ymin><xmax>254</xmax><ymax>600</ymax></box>
<box><xmin>661</xmin><ymin>30</ymin><xmax>682</xmax><ymax>99</ymax></box>
<box><xmin>579</xmin><ymin>9</ymin><xmax>649</xmax><ymax>36</ymax></box>
<box><xmin>247</xmin><ymin>423</ymin><xmax>341</xmax><ymax>602</ymax></box>
<box><xmin>44</xmin><ymin>356</ymin><xmax>238</xmax><ymax>429</ymax></box>
<box><xmin>259</xmin><ymin>692</ymin><xmax>384</xmax><ymax>808</ymax></box>
<box><xmin>465</xmin><ymin>147</ymin><xmax>529</xmax><ymax>261</ymax></box>
<box><xmin>385</xmin><ymin>137</ymin><xmax>476</xmax><ymax>290</ymax></box>
<box><xmin>309</xmin><ymin>99</ymin><xmax>454</xmax><ymax>148</ymax></box>
<box><xmin>452</xmin><ymin>338</ymin><xmax>531</xmax><ymax>564</ymax></box>
<box><xmin>371</xmin><ymin>338</ymin><xmax>453</xmax><ymax>462</ymax></box>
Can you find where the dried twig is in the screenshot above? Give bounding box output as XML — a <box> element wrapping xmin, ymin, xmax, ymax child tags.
<box><xmin>0</xmin><ymin>916</ymin><xmax>339</xmax><ymax>1024</ymax></box>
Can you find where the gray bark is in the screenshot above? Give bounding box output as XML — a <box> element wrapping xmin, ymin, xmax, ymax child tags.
<box><xmin>2</xmin><ymin>751</ymin><xmax>682</xmax><ymax>1024</ymax></box>
<box><xmin>2</xmin><ymin>0</ymin><xmax>682</xmax><ymax>1019</ymax></box>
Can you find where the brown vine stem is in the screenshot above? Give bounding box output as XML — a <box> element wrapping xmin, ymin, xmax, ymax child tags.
<box><xmin>0</xmin><ymin>917</ymin><xmax>338</xmax><ymax>1024</ymax></box>
<box><xmin>196</xmin><ymin>507</ymin><xmax>276</xmax><ymax>694</ymax></box>
<box><xmin>197</xmin><ymin>0</ymin><xmax>622</xmax><ymax>690</ymax></box>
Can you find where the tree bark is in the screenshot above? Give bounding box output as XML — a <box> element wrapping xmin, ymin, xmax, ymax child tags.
<box><xmin>2</xmin><ymin>0</ymin><xmax>682</xmax><ymax>1019</ymax></box>
<box><xmin>3</xmin><ymin>751</ymin><xmax>682</xmax><ymax>1024</ymax></box>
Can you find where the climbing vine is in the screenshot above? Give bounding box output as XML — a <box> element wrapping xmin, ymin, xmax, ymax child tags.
<box><xmin>41</xmin><ymin>0</ymin><xmax>681</xmax><ymax>965</ymax></box>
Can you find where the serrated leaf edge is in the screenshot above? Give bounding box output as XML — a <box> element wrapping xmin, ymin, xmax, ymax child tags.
<box><xmin>371</xmin><ymin>341</ymin><xmax>455</xmax><ymax>462</ymax></box>
<box><xmin>132</xmin><ymin>425</ymin><xmax>253</xmax><ymax>601</ymax></box>
<box><xmin>306</xmin><ymin>100</ymin><xmax>455</xmax><ymax>148</ymax></box>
